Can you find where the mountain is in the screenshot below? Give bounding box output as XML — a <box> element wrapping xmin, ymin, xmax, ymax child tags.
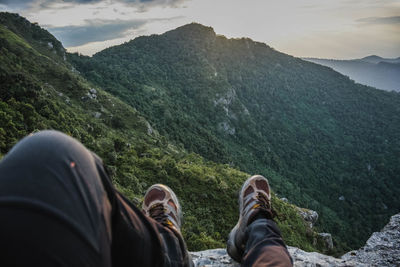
<box><xmin>0</xmin><ymin>12</ymin><xmax>66</xmax><ymax>61</ymax></box>
<box><xmin>360</xmin><ymin>55</ymin><xmax>400</xmax><ymax>64</ymax></box>
<box><xmin>303</xmin><ymin>56</ymin><xmax>400</xmax><ymax>92</ymax></box>
<box><xmin>0</xmin><ymin>12</ymin><xmax>323</xmax><ymax>253</ymax></box>
<box><xmin>68</xmin><ymin>23</ymin><xmax>400</xmax><ymax>249</ymax></box>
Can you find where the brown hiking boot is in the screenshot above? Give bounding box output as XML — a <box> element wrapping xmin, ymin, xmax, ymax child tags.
<box><xmin>142</xmin><ymin>184</ymin><xmax>182</xmax><ymax>233</ymax></box>
<box><xmin>227</xmin><ymin>175</ymin><xmax>273</xmax><ymax>263</ymax></box>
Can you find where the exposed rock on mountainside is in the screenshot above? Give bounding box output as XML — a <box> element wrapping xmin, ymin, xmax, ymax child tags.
<box><xmin>295</xmin><ymin>208</ymin><xmax>334</xmax><ymax>252</ymax></box>
<box><xmin>318</xmin><ymin>233</ymin><xmax>333</xmax><ymax>251</ymax></box>
<box><xmin>296</xmin><ymin>207</ymin><xmax>318</xmax><ymax>228</ymax></box>
<box><xmin>191</xmin><ymin>213</ymin><xmax>400</xmax><ymax>266</ymax></box>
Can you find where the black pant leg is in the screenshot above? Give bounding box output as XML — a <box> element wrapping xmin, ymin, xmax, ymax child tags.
<box><xmin>0</xmin><ymin>130</ymin><xmax>113</xmax><ymax>266</ymax></box>
<box><xmin>242</xmin><ymin>218</ymin><xmax>293</xmax><ymax>267</ymax></box>
<box><xmin>91</xmin><ymin>137</ymin><xmax>191</xmax><ymax>267</ymax></box>
<box><xmin>89</xmin><ymin>135</ymin><xmax>193</xmax><ymax>267</ymax></box>
<box><xmin>156</xmin><ymin>223</ymin><xmax>194</xmax><ymax>267</ymax></box>
<box><xmin>0</xmin><ymin>130</ymin><xmax>191</xmax><ymax>267</ymax></box>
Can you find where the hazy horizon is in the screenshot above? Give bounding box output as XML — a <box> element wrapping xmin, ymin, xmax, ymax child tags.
<box><xmin>1</xmin><ymin>0</ymin><xmax>399</xmax><ymax>59</ymax></box>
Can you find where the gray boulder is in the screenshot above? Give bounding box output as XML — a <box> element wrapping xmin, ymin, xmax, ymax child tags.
<box><xmin>296</xmin><ymin>207</ymin><xmax>318</xmax><ymax>228</ymax></box>
<box><xmin>280</xmin><ymin>197</ymin><xmax>289</xmax><ymax>203</ymax></box>
<box><xmin>288</xmin><ymin>246</ymin><xmax>363</xmax><ymax>267</ymax></box>
<box><xmin>191</xmin><ymin>249</ymin><xmax>239</xmax><ymax>267</ymax></box>
<box><xmin>317</xmin><ymin>233</ymin><xmax>334</xmax><ymax>251</ymax></box>
<box><xmin>342</xmin><ymin>213</ymin><xmax>400</xmax><ymax>266</ymax></box>
<box><xmin>93</xmin><ymin>112</ymin><xmax>101</xmax><ymax>118</ymax></box>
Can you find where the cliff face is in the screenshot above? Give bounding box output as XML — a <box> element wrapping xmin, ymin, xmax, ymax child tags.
<box><xmin>190</xmin><ymin>213</ymin><xmax>400</xmax><ymax>266</ymax></box>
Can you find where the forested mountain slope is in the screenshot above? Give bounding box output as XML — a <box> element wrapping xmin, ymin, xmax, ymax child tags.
<box><xmin>69</xmin><ymin>23</ymin><xmax>400</xmax><ymax>249</ymax></box>
<box><xmin>304</xmin><ymin>56</ymin><xmax>400</xmax><ymax>92</ymax></box>
<box><xmin>0</xmin><ymin>12</ymin><xmax>322</xmax><ymax>253</ymax></box>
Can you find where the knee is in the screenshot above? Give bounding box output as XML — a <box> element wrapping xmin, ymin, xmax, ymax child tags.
<box><xmin>2</xmin><ymin>130</ymin><xmax>94</xmax><ymax>171</ymax></box>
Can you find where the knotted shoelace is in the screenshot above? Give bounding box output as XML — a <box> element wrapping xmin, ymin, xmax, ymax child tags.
<box><xmin>149</xmin><ymin>203</ymin><xmax>170</xmax><ymax>226</ymax></box>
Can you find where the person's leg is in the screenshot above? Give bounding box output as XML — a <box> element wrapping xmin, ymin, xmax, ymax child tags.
<box><xmin>0</xmin><ymin>131</ymin><xmax>173</xmax><ymax>266</ymax></box>
<box><xmin>0</xmin><ymin>131</ymin><xmax>113</xmax><ymax>266</ymax></box>
<box><xmin>227</xmin><ymin>175</ymin><xmax>293</xmax><ymax>267</ymax></box>
<box><xmin>142</xmin><ymin>184</ymin><xmax>194</xmax><ymax>267</ymax></box>
<box><xmin>242</xmin><ymin>218</ymin><xmax>292</xmax><ymax>266</ymax></box>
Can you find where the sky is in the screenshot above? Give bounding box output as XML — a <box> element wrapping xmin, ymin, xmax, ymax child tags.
<box><xmin>0</xmin><ymin>0</ymin><xmax>399</xmax><ymax>59</ymax></box>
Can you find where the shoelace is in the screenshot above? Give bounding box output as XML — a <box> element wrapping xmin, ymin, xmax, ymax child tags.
<box><xmin>149</xmin><ymin>203</ymin><xmax>170</xmax><ymax>226</ymax></box>
<box><xmin>255</xmin><ymin>192</ymin><xmax>271</xmax><ymax>211</ymax></box>
<box><xmin>253</xmin><ymin>192</ymin><xmax>276</xmax><ymax>219</ymax></box>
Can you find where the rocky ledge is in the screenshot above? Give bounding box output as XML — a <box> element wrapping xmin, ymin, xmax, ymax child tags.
<box><xmin>191</xmin><ymin>213</ymin><xmax>400</xmax><ymax>267</ymax></box>
<box><xmin>191</xmin><ymin>247</ymin><xmax>361</xmax><ymax>267</ymax></box>
<box><xmin>342</xmin><ymin>213</ymin><xmax>400</xmax><ymax>266</ymax></box>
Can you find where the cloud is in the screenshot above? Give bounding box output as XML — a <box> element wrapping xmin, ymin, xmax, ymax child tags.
<box><xmin>0</xmin><ymin>0</ymin><xmax>186</xmax><ymax>9</ymax></box>
<box><xmin>121</xmin><ymin>0</ymin><xmax>186</xmax><ymax>6</ymax></box>
<box><xmin>0</xmin><ymin>0</ymin><xmax>32</xmax><ymax>3</ymax></box>
<box><xmin>118</xmin><ymin>0</ymin><xmax>187</xmax><ymax>12</ymax></box>
<box><xmin>48</xmin><ymin>19</ymin><xmax>147</xmax><ymax>47</ymax></box>
<box><xmin>0</xmin><ymin>0</ymin><xmax>33</xmax><ymax>9</ymax></box>
<box><xmin>47</xmin><ymin>15</ymin><xmax>183</xmax><ymax>47</ymax></box>
<box><xmin>63</xmin><ymin>0</ymin><xmax>101</xmax><ymax>2</ymax></box>
<box><xmin>0</xmin><ymin>0</ymin><xmax>100</xmax><ymax>11</ymax></box>
<box><xmin>357</xmin><ymin>16</ymin><xmax>400</xmax><ymax>25</ymax></box>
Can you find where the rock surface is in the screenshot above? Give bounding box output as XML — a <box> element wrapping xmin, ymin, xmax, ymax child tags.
<box><xmin>318</xmin><ymin>233</ymin><xmax>334</xmax><ymax>251</ymax></box>
<box><xmin>288</xmin><ymin>247</ymin><xmax>362</xmax><ymax>267</ymax></box>
<box><xmin>342</xmin><ymin>213</ymin><xmax>400</xmax><ymax>266</ymax></box>
<box><xmin>191</xmin><ymin>249</ymin><xmax>239</xmax><ymax>267</ymax></box>
<box><xmin>191</xmin><ymin>247</ymin><xmax>361</xmax><ymax>267</ymax></box>
<box><xmin>191</xmin><ymin>213</ymin><xmax>400</xmax><ymax>266</ymax></box>
<box><xmin>296</xmin><ymin>207</ymin><xmax>318</xmax><ymax>228</ymax></box>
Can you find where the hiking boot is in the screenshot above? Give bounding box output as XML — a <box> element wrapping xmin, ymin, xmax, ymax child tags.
<box><xmin>142</xmin><ymin>184</ymin><xmax>182</xmax><ymax>233</ymax></box>
<box><xmin>227</xmin><ymin>175</ymin><xmax>273</xmax><ymax>263</ymax></box>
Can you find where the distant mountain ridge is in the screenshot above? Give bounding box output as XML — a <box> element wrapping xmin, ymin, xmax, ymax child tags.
<box><xmin>360</xmin><ymin>55</ymin><xmax>400</xmax><ymax>64</ymax></box>
<box><xmin>303</xmin><ymin>56</ymin><xmax>400</xmax><ymax>92</ymax></box>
